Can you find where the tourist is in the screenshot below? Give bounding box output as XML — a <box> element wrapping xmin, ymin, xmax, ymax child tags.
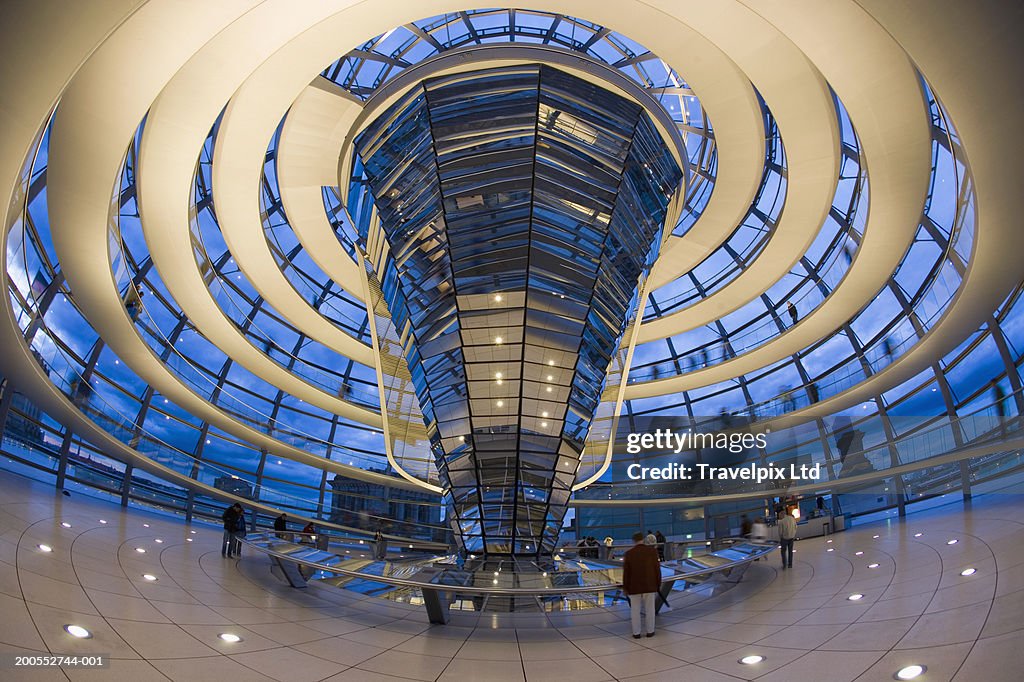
<box><xmin>622</xmin><ymin>532</ymin><xmax>661</xmax><ymax>638</ymax></box>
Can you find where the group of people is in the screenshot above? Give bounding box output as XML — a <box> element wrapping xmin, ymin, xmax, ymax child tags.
<box><xmin>621</xmin><ymin>531</ymin><xmax>665</xmax><ymax>639</ymax></box>
<box><xmin>575</xmin><ymin>536</ymin><xmax>604</xmax><ymax>558</ymax></box>
<box><xmin>220</xmin><ymin>503</ymin><xmax>247</xmax><ymax>558</ymax></box>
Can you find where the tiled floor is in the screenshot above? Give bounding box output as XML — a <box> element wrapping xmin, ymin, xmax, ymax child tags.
<box><xmin>1</xmin><ymin>469</ymin><xmax>1022</xmax><ymax>681</ymax></box>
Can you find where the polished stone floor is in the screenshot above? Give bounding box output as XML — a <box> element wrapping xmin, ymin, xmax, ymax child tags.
<box><xmin>1</xmin><ymin>469</ymin><xmax>1022</xmax><ymax>681</ymax></box>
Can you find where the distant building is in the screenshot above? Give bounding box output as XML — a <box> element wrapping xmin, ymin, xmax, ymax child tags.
<box><xmin>213</xmin><ymin>475</ymin><xmax>254</xmax><ymax>499</ymax></box>
<box><xmin>329</xmin><ymin>468</ymin><xmax>440</xmax><ymax>537</ymax></box>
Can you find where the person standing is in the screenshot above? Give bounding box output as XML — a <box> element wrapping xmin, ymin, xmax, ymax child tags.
<box><xmin>778</xmin><ymin>508</ymin><xmax>797</xmax><ymax>569</ymax></box>
<box><xmin>602</xmin><ymin>536</ymin><xmax>614</xmax><ymax>560</ymax></box>
<box><xmin>373</xmin><ymin>529</ymin><xmax>387</xmax><ymax>560</ymax></box>
<box><xmin>229</xmin><ymin>503</ymin><xmax>246</xmax><ymax>558</ymax></box>
<box><xmin>622</xmin><ymin>532</ymin><xmax>661</xmax><ymax>639</ymax></box>
<box><xmin>273</xmin><ymin>512</ymin><xmax>288</xmax><ymax>539</ymax></box>
<box><xmin>654</xmin><ymin>530</ymin><xmax>667</xmax><ymax>561</ymax></box>
<box><xmin>787</xmin><ymin>301</ymin><xmax>798</xmax><ymax>326</ymax></box>
<box><xmin>220</xmin><ymin>504</ymin><xmax>237</xmax><ymax>557</ymax></box>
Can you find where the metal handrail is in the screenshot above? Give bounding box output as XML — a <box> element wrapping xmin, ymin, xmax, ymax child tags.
<box><xmin>240</xmin><ymin>531</ymin><xmax>776</xmax><ymax>597</ymax></box>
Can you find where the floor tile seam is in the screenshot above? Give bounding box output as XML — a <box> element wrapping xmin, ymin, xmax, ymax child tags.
<box><xmin>888</xmin><ymin>526</ymin><xmax>997</xmax><ymax>657</ymax></box>
<box><xmin>429</xmin><ymin>624</ymin><xmax>488</xmax><ymax>682</ymax></box>
<box><xmin>20</xmin><ymin>513</ymin><xmax>157</xmax><ymax>667</ymax></box>
<box><xmin>945</xmin><ymin>530</ymin><xmax>1002</xmax><ymax>681</ymax></box>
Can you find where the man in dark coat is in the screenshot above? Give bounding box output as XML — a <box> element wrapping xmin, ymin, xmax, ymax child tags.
<box><xmin>622</xmin><ymin>532</ymin><xmax>661</xmax><ymax>638</ymax></box>
<box><xmin>221</xmin><ymin>504</ymin><xmax>237</xmax><ymax>557</ymax></box>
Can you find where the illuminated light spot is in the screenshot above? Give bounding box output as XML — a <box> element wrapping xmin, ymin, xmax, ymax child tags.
<box><xmin>143</xmin><ymin>574</ymin><xmax>158</xmax><ymax>581</ymax></box>
<box><xmin>914</xmin><ymin>533</ymin><xmax>923</xmax><ymax>537</ymax></box>
<box><xmin>855</xmin><ymin>551</ymin><xmax>864</xmax><ymax>556</ymax></box>
<box><xmin>847</xmin><ymin>593</ymin><xmax>864</xmax><ymax>601</ymax></box>
<box><xmin>99</xmin><ymin>519</ymin><xmax>107</xmax><ymax>524</ymax></box>
<box><xmin>61</xmin><ymin>522</ymin><xmax>72</xmax><ymax>528</ymax></box>
<box><xmin>546</xmin><ymin>387</ymin><xmax>553</xmax><ymax>393</ymax></box>
<box><xmin>495</xmin><ymin>337</ymin><xmax>503</xmax><ymax>345</ymax></box>
<box><xmin>155</xmin><ymin>539</ymin><xmax>163</xmax><ymax>544</ymax></box>
<box><xmin>739</xmin><ymin>655</ymin><xmax>764</xmax><ymax>665</ymax></box>
<box><xmin>946</xmin><ymin>539</ymin><xmax>958</xmax><ymax>545</ymax></box>
<box><xmin>546</xmin><ymin>375</ymin><xmax>553</xmax><ymax>381</ymax></box>
<box><xmin>868</xmin><ymin>563</ymin><xmax>879</xmax><ymax>568</ymax></box>
<box><xmin>826</xmin><ymin>548</ymin><xmax>834</xmax><ymax>552</ymax></box>
<box><xmin>218</xmin><ymin>633</ymin><xmax>242</xmax><ymax>643</ymax></box>
<box><xmin>64</xmin><ymin>625</ymin><xmax>92</xmax><ymax>639</ymax></box>
<box><xmin>495</xmin><ymin>372</ymin><xmax>502</xmax><ymax>379</ymax></box>
<box><xmin>896</xmin><ymin>665</ymin><xmax>926</xmax><ymax>680</ymax></box>
<box><xmin>143</xmin><ymin>524</ymin><xmax>150</xmax><ymax>528</ymax></box>
<box><xmin>548</xmin><ymin>360</ymin><xmax>555</xmax><ymax>366</ymax></box>
<box><xmin>494</xmin><ymin>294</ymin><xmax>502</xmax><ymax>302</ymax></box>
<box><xmin>135</xmin><ymin>548</ymin><xmax>146</xmax><ymax>553</ymax></box>
<box><xmin>541</xmin><ymin>422</ymin><xmax>548</xmax><ymax>427</ymax></box>
<box><xmin>497</xmin><ymin>400</ymin><xmax>504</xmax><ymax>407</ymax></box>
<box><xmin>542</xmin><ymin>411</ymin><xmax>549</xmax><ymax>418</ymax></box>
<box><xmin>960</xmin><ymin>568</ymin><xmax>977</xmax><ymax>576</ymax></box>
<box><xmin>38</xmin><ymin>544</ymin><xmax>52</xmax><ymax>553</ymax></box>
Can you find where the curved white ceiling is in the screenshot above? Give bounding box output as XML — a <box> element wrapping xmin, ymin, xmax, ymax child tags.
<box><xmin>1</xmin><ymin>0</ymin><xmax>1022</xmax><ymax>494</ymax></box>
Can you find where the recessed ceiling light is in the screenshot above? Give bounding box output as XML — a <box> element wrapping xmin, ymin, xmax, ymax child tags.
<box><xmin>960</xmin><ymin>568</ymin><xmax>976</xmax><ymax>576</ymax></box>
<box><xmin>496</xmin><ymin>400</ymin><xmax>504</xmax><ymax>407</ymax></box>
<box><xmin>458</xmin><ymin>435</ymin><xmax>465</xmax><ymax>441</ymax></box>
<box><xmin>218</xmin><ymin>633</ymin><xmax>242</xmax><ymax>643</ymax></box>
<box><xmin>190</xmin><ymin>530</ymin><xmax>196</xmax><ymax>534</ymax></box>
<box><xmin>826</xmin><ymin>539</ymin><xmax>833</xmax><ymax>543</ymax></box>
<box><xmin>99</xmin><ymin>519</ymin><xmax>107</xmax><ymax>524</ymax></box>
<box><xmin>541</xmin><ymin>422</ymin><xmax>548</xmax><ymax>427</ymax></box>
<box><xmin>492</xmin><ymin>579</ymin><xmax>498</xmax><ymax>585</ymax></box>
<box><xmin>494</xmin><ymin>336</ymin><xmax>503</xmax><ymax>344</ymax></box>
<box><xmin>546</xmin><ymin>375</ymin><xmax>553</xmax><ymax>381</ymax></box>
<box><xmin>873</xmin><ymin>535</ymin><xmax>879</xmax><ymax>539</ymax></box>
<box><xmin>64</xmin><ymin>624</ymin><xmax>92</xmax><ymax>639</ymax></box>
<box><xmin>826</xmin><ymin>548</ymin><xmax>835</xmax><ymax>552</ymax></box>
<box><xmin>868</xmin><ymin>563</ymin><xmax>879</xmax><ymax>568</ymax></box>
<box><xmin>895</xmin><ymin>664</ymin><xmax>926</xmax><ymax>680</ymax></box>
<box><xmin>155</xmin><ymin>539</ymin><xmax>164</xmax><ymax>544</ymax></box>
<box><xmin>546</xmin><ymin>386</ymin><xmax>552</xmax><ymax>392</ymax></box>
<box><xmin>61</xmin><ymin>522</ymin><xmax>72</xmax><ymax>528</ymax></box>
<box><xmin>848</xmin><ymin>593</ymin><xmax>864</xmax><ymax>601</ymax></box>
<box><xmin>739</xmin><ymin>655</ymin><xmax>764</xmax><ymax>665</ymax></box>
<box><xmin>947</xmin><ymin>539</ymin><xmax>958</xmax><ymax>545</ymax></box>
<box><xmin>38</xmin><ymin>544</ymin><xmax>52</xmax><ymax>553</ymax></box>
<box><xmin>135</xmin><ymin>548</ymin><xmax>146</xmax><ymax>553</ymax></box>
<box><xmin>143</xmin><ymin>524</ymin><xmax>150</xmax><ymax>528</ymax></box>
<box><xmin>186</xmin><ymin>538</ymin><xmax>193</xmax><ymax>542</ymax></box>
<box><xmin>495</xmin><ymin>372</ymin><xmax>503</xmax><ymax>379</ymax></box>
<box><xmin>542</xmin><ymin>411</ymin><xmax>549</xmax><ymax>418</ymax></box>
<box><xmin>914</xmin><ymin>533</ymin><xmax>923</xmax><ymax>537</ymax></box>
<box><xmin>496</xmin><ymin>379</ymin><xmax>503</xmax><ymax>385</ymax></box>
<box><xmin>855</xmin><ymin>551</ymin><xmax>864</xmax><ymax>556</ymax></box>
<box><xmin>142</xmin><ymin>574</ymin><xmax>158</xmax><ymax>581</ymax></box>
<box><xmin>494</xmin><ymin>294</ymin><xmax>502</xmax><ymax>302</ymax></box>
